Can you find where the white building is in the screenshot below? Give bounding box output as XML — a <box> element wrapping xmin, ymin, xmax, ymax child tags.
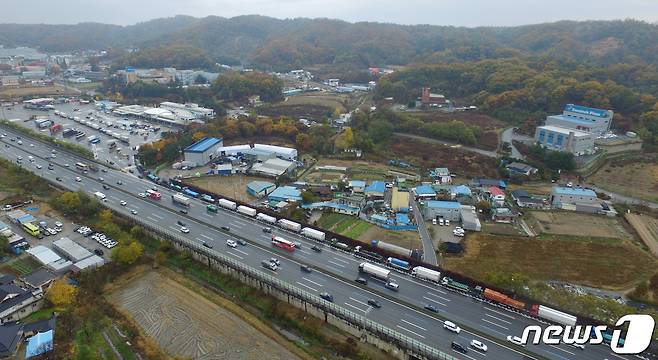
<box><xmin>183</xmin><ymin>137</ymin><xmax>224</xmax><ymax>166</ymax></box>
<box><xmin>253</xmin><ymin>144</ymin><xmax>298</xmax><ymax>160</ymax></box>
<box><xmin>534</xmin><ymin>125</ymin><xmax>594</xmax><ymax>155</ymax></box>
<box><xmin>160</xmin><ymin>102</ymin><xmax>214</xmax><ymax>119</ymax></box>
<box><xmin>546</xmin><ymin>104</ymin><xmax>613</xmax><ymax>136</ymax></box>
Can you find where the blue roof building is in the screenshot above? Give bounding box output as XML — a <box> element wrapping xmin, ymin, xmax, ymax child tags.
<box><xmin>365</xmin><ymin>181</ymin><xmax>386</xmax><ymax>197</ymax></box>
<box><xmin>25</xmin><ymin>330</ymin><xmax>53</xmax><ymax>358</ymax></box>
<box><xmin>268</xmin><ymin>186</ymin><xmax>302</xmax><ymax>203</ymax></box>
<box><xmin>247</xmin><ymin>181</ymin><xmax>276</xmax><ymax>198</ymax></box>
<box><xmin>396</xmin><ymin>213</ymin><xmax>411</xmax><ymax>225</ymax></box>
<box><xmin>415</xmin><ymin>185</ymin><xmax>436</xmax><ymax>198</ymax></box>
<box><xmin>552</xmin><ymin>187</ymin><xmax>596</xmax><ymax>197</ymax></box>
<box><xmin>183</xmin><ymin>137</ymin><xmax>224</xmax><ymax>166</ymax></box>
<box><xmin>349</xmin><ymin>180</ymin><xmax>367</xmax><ymax>193</ymax></box>
<box><xmin>551</xmin><ymin>186</ymin><xmax>598</xmax><ymax>208</ymax></box>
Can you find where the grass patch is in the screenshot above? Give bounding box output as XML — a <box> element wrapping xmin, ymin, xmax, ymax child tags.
<box><xmin>333</xmin><ymin>217</ymin><xmax>358</xmax><ymax>233</ymax></box>
<box><xmin>4</xmin><ymin>257</ymin><xmax>40</xmax><ymax>276</ymax></box>
<box><xmin>589</xmin><ymin>159</ymin><xmax>658</xmax><ymax>203</ymax></box>
<box><xmin>24</xmin><ymin>308</ymin><xmax>60</xmax><ymax>322</ymax></box>
<box><xmin>443</xmin><ymin>233</ymin><xmax>657</xmax><ymax>290</ymax></box>
<box><xmin>344</xmin><ymin>222</ymin><xmax>373</xmax><ymax>239</ymax></box>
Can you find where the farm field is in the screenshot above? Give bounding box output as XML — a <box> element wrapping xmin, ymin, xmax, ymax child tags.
<box><xmin>283</xmin><ymin>93</ymin><xmax>350</xmax><ymax>112</ymax></box>
<box><xmin>443</xmin><ymin>233</ymin><xmax>657</xmax><ymax>290</ymax></box>
<box><xmin>625</xmin><ymin>213</ymin><xmax>658</xmax><ymax>256</ymax></box>
<box><xmin>589</xmin><ymin>161</ymin><xmax>658</xmax><ymax>202</ymax></box>
<box><xmin>317</xmin><ymin>213</ymin><xmax>422</xmax><ymax>249</ymax></box>
<box><xmin>109</xmin><ymin>270</ymin><xmax>301</xmax><ymax>360</ymax></box>
<box><xmin>529</xmin><ymin>211</ymin><xmax>632</xmax><ymax>239</ymax></box>
<box><xmin>186</xmin><ymin>175</ymin><xmax>264</xmax><ymax>204</ymax></box>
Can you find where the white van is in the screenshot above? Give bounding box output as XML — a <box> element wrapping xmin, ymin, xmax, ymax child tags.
<box><xmin>432</xmin><ymin>218</ymin><xmax>437</xmax><ymax>225</ymax></box>
<box><xmin>439</xmin><ymin>218</ymin><xmax>445</xmax><ymax>226</ymax></box>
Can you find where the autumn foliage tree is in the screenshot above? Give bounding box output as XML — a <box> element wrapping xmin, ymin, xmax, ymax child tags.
<box><xmin>47</xmin><ymin>279</ymin><xmax>77</xmax><ymax>308</ymax></box>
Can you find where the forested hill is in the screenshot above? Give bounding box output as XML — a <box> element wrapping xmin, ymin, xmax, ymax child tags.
<box><xmin>2</xmin><ymin>16</ymin><xmax>658</xmax><ymax>69</ymax></box>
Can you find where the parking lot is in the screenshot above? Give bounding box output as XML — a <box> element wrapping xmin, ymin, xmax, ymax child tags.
<box><xmin>429</xmin><ymin>220</ymin><xmax>464</xmax><ymax>244</ymax></box>
<box><xmin>3</xmin><ymin>202</ymin><xmax>111</xmax><ymax>262</ymax></box>
<box><xmin>0</xmin><ymin>101</ymin><xmax>179</xmax><ymax>169</ymax></box>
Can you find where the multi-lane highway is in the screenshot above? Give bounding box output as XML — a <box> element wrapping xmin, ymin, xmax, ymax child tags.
<box><xmin>0</xmin><ymin>125</ymin><xmax>640</xmax><ymax>360</ymax></box>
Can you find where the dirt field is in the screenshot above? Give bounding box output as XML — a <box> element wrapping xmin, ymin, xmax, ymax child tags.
<box><xmin>625</xmin><ymin>214</ymin><xmax>658</xmax><ymax>256</ymax></box>
<box><xmin>443</xmin><ymin>233</ymin><xmax>657</xmax><ymax>289</ymax></box>
<box><xmin>109</xmin><ymin>271</ymin><xmax>301</xmax><ymax>360</ymax></box>
<box><xmin>283</xmin><ymin>94</ymin><xmax>350</xmax><ymax>112</ymax></box>
<box><xmin>186</xmin><ymin>175</ymin><xmax>265</xmax><ymax>203</ymax></box>
<box><xmin>359</xmin><ymin>226</ymin><xmax>422</xmax><ymax>250</ymax></box>
<box><xmin>589</xmin><ymin>161</ymin><xmax>658</xmax><ymax>202</ymax></box>
<box><xmin>0</xmin><ymin>85</ymin><xmax>77</xmax><ymax>99</ymax></box>
<box><xmin>529</xmin><ymin>211</ymin><xmax>632</xmax><ymax>239</ymax></box>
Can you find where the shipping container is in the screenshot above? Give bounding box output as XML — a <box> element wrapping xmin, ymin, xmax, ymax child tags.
<box><xmin>218</xmin><ymin>198</ymin><xmax>237</xmax><ymax>210</ymax></box>
<box><xmin>277</xmin><ymin>219</ymin><xmax>302</xmax><ymax>232</ymax></box>
<box><xmin>237</xmin><ymin>205</ymin><xmax>257</xmax><ymax>217</ymax></box>
<box><xmin>256</xmin><ymin>213</ymin><xmax>277</xmax><ymax>224</ymax></box>
<box><xmin>483</xmin><ymin>288</ymin><xmax>526</xmax><ymax>310</ymax></box>
<box><xmin>370</xmin><ymin>240</ymin><xmax>413</xmax><ymax>258</ymax></box>
<box><xmin>530</xmin><ymin>305</ymin><xmax>577</xmax><ymax>326</ymax></box>
<box><xmin>301</xmin><ymin>227</ymin><xmax>325</xmax><ymax>241</ymax></box>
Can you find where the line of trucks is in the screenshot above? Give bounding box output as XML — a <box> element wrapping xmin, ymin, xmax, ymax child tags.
<box><xmin>167</xmin><ymin>187</ymin><xmax>581</xmax><ymax>328</ymax></box>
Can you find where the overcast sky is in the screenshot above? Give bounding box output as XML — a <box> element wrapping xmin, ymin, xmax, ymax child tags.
<box><xmin>3</xmin><ymin>0</ymin><xmax>658</xmax><ymax>27</ymax></box>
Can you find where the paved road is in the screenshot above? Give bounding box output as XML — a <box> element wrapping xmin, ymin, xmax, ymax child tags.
<box><xmin>501</xmin><ymin>128</ymin><xmax>533</xmax><ymax>160</ymax></box>
<box><xmin>587</xmin><ymin>185</ymin><xmax>658</xmax><ymax>210</ymax></box>
<box><xmin>394</xmin><ymin>133</ymin><xmax>498</xmax><ymax>158</ymax></box>
<box><xmin>410</xmin><ymin>197</ymin><xmax>438</xmax><ymax>266</ymax></box>
<box><xmin>0</xmin><ymin>126</ymin><xmax>643</xmax><ymax>360</ymax></box>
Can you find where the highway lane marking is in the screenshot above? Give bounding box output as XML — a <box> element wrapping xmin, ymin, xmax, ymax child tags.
<box><xmin>543</xmin><ymin>349</ymin><xmax>571</xmax><ymax>360</ymax></box>
<box><xmin>480</xmin><ymin>325</ymin><xmax>506</xmax><ymax>337</ymax></box>
<box><xmin>295</xmin><ymin>282</ymin><xmax>318</xmax><ymax>292</ymax></box>
<box><xmin>229</xmin><ymin>222</ymin><xmax>244</xmax><ymax>229</ymax></box>
<box><xmin>422</xmin><ymin>296</ymin><xmax>447</xmax><ymax>307</ymax></box>
<box><xmin>232</xmin><ymin>248</ymin><xmax>249</xmax><ymax>256</ymax></box>
<box><xmin>483</xmin><ymin>313</ymin><xmax>512</xmax><ymax>324</ymax></box>
<box><xmin>609</xmin><ymin>352</ymin><xmax>629</xmax><ymax>360</ymax></box>
<box><xmin>146</xmin><ymin>216</ymin><xmax>160</xmax><ymax>222</ymax></box>
<box><xmin>326</xmin><ymin>265</ymin><xmax>345</xmax><ymax>274</ymax></box>
<box><xmin>327</xmin><ymin>260</ymin><xmax>346</xmax><ymax>268</ymax></box>
<box><xmin>396</xmin><ymin>325</ymin><xmax>426</xmax><ymax>339</ymax></box>
<box><xmin>302</xmin><ymin>278</ymin><xmax>323</xmax><ymax>287</ymax></box>
<box><xmin>195</xmin><ymin>237</ymin><xmax>204</xmax><ymax>242</ymax></box>
<box><xmin>451</xmin><ymin>349</ymin><xmax>477</xmax><ymax>360</ymax></box>
<box><xmin>425</xmin><ymin>292</ymin><xmax>451</xmax><ymax>302</ymax></box>
<box><xmin>399</xmin><ymin>319</ymin><xmax>427</xmax><ymax>331</ymax></box>
<box><xmin>348</xmin><ymin>297</ymin><xmax>369</xmax><ymax>307</ymax></box>
<box><xmin>481</xmin><ymin>318</ymin><xmax>509</xmax><ymax>330</ymax></box>
<box><xmin>344</xmin><ymin>302</ymin><xmax>368</xmax><ymax>313</ymax></box>
<box><xmin>548</xmin><ymin>345</ymin><xmax>575</xmax><ymax>356</ymax></box>
<box><xmin>483</xmin><ymin>307</ymin><xmax>516</xmax><ymax>320</ymax></box>
<box><xmin>226</xmin><ymin>251</ymin><xmax>243</xmax><ymax>260</ymax></box>
<box><xmin>332</xmin><ymin>257</ymin><xmax>349</xmax><ymax>264</ymax></box>
<box><xmin>202</xmin><ymin>213</ymin><xmax>213</xmax><ymax>218</ymax></box>
<box><xmin>200</xmin><ymin>234</ymin><xmax>213</xmax><ymax>240</ymax></box>
<box><xmin>151</xmin><ymin>213</ymin><xmax>163</xmax><ymax>219</ymax></box>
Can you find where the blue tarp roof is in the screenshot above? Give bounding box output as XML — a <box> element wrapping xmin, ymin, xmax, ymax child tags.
<box><xmin>25</xmin><ymin>330</ymin><xmax>53</xmax><ymax>358</ymax></box>
<box><xmin>396</xmin><ymin>213</ymin><xmax>410</xmax><ymax>225</ymax></box>
<box><xmin>17</xmin><ymin>214</ymin><xmax>36</xmax><ymax>224</ymax></box>
<box><xmin>268</xmin><ymin>186</ymin><xmax>302</xmax><ymax>201</ymax></box>
<box><xmin>553</xmin><ymin>187</ymin><xmax>596</xmax><ymax>197</ymax></box>
<box><xmin>425</xmin><ymin>200</ymin><xmax>461</xmax><ymax>209</ymax></box>
<box><xmin>371</xmin><ymin>214</ymin><xmax>388</xmax><ymax>222</ymax></box>
<box><xmin>415</xmin><ymin>185</ymin><xmax>436</xmax><ymax>196</ymax></box>
<box><xmin>451</xmin><ymin>185</ymin><xmax>472</xmax><ymax>196</ymax></box>
<box><xmin>184</xmin><ymin>137</ymin><xmax>223</xmax><ymax>153</ymax></box>
<box><xmin>365</xmin><ymin>181</ymin><xmax>386</xmax><ymax>194</ymax></box>
<box><xmin>350</xmin><ymin>180</ymin><xmax>366</xmax><ymax>188</ymax></box>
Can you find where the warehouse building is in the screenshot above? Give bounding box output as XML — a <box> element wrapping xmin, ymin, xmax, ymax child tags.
<box><xmin>71</xmin><ymin>255</ymin><xmax>105</xmax><ymax>273</ymax></box>
<box><xmin>159</xmin><ymin>102</ymin><xmax>215</xmax><ymax>119</ymax></box>
<box><xmin>217</xmin><ymin>144</ymin><xmax>252</xmax><ymax>156</ymax></box>
<box><xmin>246</xmin><ymin>181</ymin><xmax>276</xmax><ymax>198</ymax></box>
<box><xmin>52</xmin><ymin>237</ymin><xmax>92</xmax><ymax>262</ymax></box>
<box><xmin>459</xmin><ymin>205</ymin><xmax>481</xmax><ymax>231</ymax></box>
<box><xmin>365</xmin><ymin>181</ymin><xmax>386</xmax><ymax>198</ymax></box>
<box><xmin>183</xmin><ymin>137</ymin><xmax>223</xmax><ymax>166</ymax></box>
<box><xmin>414</xmin><ymin>185</ymin><xmax>437</xmax><ymax>200</ymax></box>
<box><xmin>253</xmin><ymin>144</ymin><xmax>298</xmax><ymax>160</ymax></box>
<box><xmin>546</xmin><ymin>104</ymin><xmax>613</xmax><ymax>136</ymax></box>
<box><xmin>422</xmin><ymin>200</ymin><xmax>461</xmax><ymax>222</ymax></box>
<box><xmin>534</xmin><ymin>125</ymin><xmax>594</xmax><ymax>155</ymax></box>
<box><xmin>550</xmin><ymin>187</ymin><xmax>597</xmax><ymax>207</ymax></box>
<box><xmin>250</xmin><ymin>158</ymin><xmax>296</xmax><ymax>177</ymax></box>
<box><xmin>268</xmin><ymin>186</ymin><xmax>302</xmax><ymax>203</ymax></box>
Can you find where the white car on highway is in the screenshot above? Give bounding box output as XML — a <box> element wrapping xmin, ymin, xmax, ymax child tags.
<box><xmin>180</xmin><ymin>226</ymin><xmax>190</xmax><ymax>233</ymax></box>
<box><xmin>470</xmin><ymin>339</ymin><xmax>487</xmax><ymax>352</ymax></box>
<box><xmin>120</xmin><ymin>200</ymin><xmax>127</xmax><ymax>206</ymax></box>
<box><xmin>507</xmin><ymin>336</ymin><xmax>525</xmax><ymax>346</ymax></box>
<box><xmin>75</xmin><ymin>177</ymin><xmax>82</xmax><ymax>182</ymax></box>
<box><xmin>226</xmin><ymin>239</ymin><xmax>237</xmax><ymax>248</ymax></box>
<box><xmin>138</xmin><ymin>192</ymin><xmax>146</xmax><ymax>198</ymax></box>
<box><xmin>443</xmin><ymin>321</ymin><xmax>461</xmax><ymax>334</ymax></box>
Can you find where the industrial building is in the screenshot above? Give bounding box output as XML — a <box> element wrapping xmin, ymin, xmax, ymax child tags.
<box><xmin>253</xmin><ymin>144</ymin><xmax>298</xmax><ymax>160</ymax></box>
<box><xmin>534</xmin><ymin>125</ymin><xmax>594</xmax><ymax>155</ymax></box>
<box><xmin>52</xmin><ymin>237</ymin><xmax>93</xmax><ymax>262</ymax></box>
<box><xmin>183</xmin><ymin>137</ymin><xmax>224</xmax><ymax>166</ymax></box>
<box><xmin>71</xmin><ymin>255</ymin><xmax>105</xmax><ymax>273</ymax></box>
<box><xmin>25</xmin><ymin>246</ymin><xmax>72</xmax><ymax>274</ymax></box>
<box><xmin>159</xmin><ymin>102</ymin><xmax>215</xmax><ymax>119</ymax></box>
<box><xmin>365</xmin><ymin>181</ymin><xmax>386</xmax><ymax>198</ymax></box>
<box><xmin>422</xmin><ymin>200</ymin><xmax>461</xmax><ymax>222</ymax></box>
<box><xmin>414</xmin><ymin>185</ymin><xmax>437</xmax><ymax>200</ymax></box>
<box><xmin>217</xmin><ymin>144</ymin><xmax>252</xmax><ymax>156</ymax></box>
<box><xmin>546</xmin><ymin>104</ymin><xmax>613</xmax><ymax>135</ymax></box>
<box><xmin>246</xmin><ymin>181</ymin><xmax>276</xmax><ymax>198</ymax></box>
<box><xmin>459</xmin><ymin>205</ymin><xmax>481</xmax><ymax>231</ymax></box>
<box><xmin>550</xmin><ymin>187</ymin><xmax>597</xmax><ymax>207</ymax></box>
<box><xmin>349</xmin><ymin>180</ymin><xmax>366</xmax><ymax>193</ymax></box>
<box><xmin>268</xmin><ymin>186</ymin><xmax>302</xmax><ymax>203</ymax></box>
<box><xmin>250</xmin><ymin>158</ymin><xmax>296</xmax><ymax>177</ymax></box>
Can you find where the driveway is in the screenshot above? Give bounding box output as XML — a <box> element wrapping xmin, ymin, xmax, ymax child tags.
<box><xmin>501</xmin><ymin>127</ymin><xmax>533</xmax><ymax>160</ymax></box>
<box><xmin>409</xmin><ymin>197</ymin><xmax>438</xmax><ymax>266</ymax></box>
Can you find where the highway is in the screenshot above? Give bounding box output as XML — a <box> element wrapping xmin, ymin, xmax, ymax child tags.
<box><xmin>0</xmin><ymin>125</ymin><xmax>640</xmax><ymax>360</ymax></box>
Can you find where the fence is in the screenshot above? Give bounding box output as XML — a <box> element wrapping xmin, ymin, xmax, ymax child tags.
<box><xmin>122</xmin><ymin>213</ymin><xmax>457</xmax><ymax>360</ymax></box>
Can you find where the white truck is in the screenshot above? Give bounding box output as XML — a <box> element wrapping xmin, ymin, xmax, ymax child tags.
<box><xmin>237</xmin><ymin>205</ymin><xmax>257</xmax><ymax>217</ymax></box>
<box><xmin>171</xmin><ymin>193</ymin><xmax>190</xmax><ymax>207</ymax></box>
<box><xmin>531</xmin><ymin>305</ymin><xmax>577</xmax><ymax>326</ymax></box>
<box><xmin>277</xmin><ymin>219</ymin><xmax>302</xmax><ymax>232</ymax></box>
<box><xmin>411</xmin><ymin>266</ymin><xmax>441</xmax><ymax>282</ymax></box>
<box><xmin>301</xmin><ymin>227</ymin><xmax>325</xmax><ymax>241</ymax></box>
<box><xmin>256</xmin><ymin>213</ymin><xmax>277</xmax><ymax>224</ymax></box>
<box><xmin>218</xmin><ymin>198</ymin><xmax>237</xmax><ymax>210</ymax></box>
<box><xmin>93</xmin><ymin>191</ymin><xmax>106</xmax><ymax>201</ymax></box>
<box><xmin>358</xmin><ymin>262</ymin><xmax>391</xmax><ymax>281</ymax></box>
